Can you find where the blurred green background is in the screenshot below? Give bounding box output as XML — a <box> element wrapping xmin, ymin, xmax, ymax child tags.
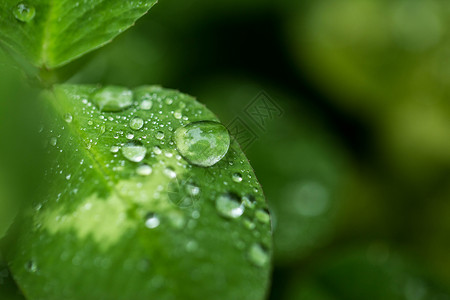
<box><xmin>2</xmin><ymin>0</ymin><xmax>450</xmax><ymax>299</ymax></box>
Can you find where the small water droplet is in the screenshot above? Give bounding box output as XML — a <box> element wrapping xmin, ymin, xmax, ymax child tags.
<box><xmin>110</xmin><ymin>145</ymin><xmax>120</xmax><ymax>153</ymax></box>
<box><xmin>248</xmin><ymin>243</ymin><xmax>269</xmax><ymax>267</ymax></box>
<box><xmin>25</xmin><ymin>260</ymin><xmax>38</xmax><ymax>273</ymax></box>
<box><xmin>186</xmin><ymin>183</ymin><xmax>200</xmax><ymax>196</ymax></box>
<box><xmin>92</xmin><ymin>86</ymin><xmax>133</xmax><ymax>112</ymax></box>
<box><xmin>14</xmin><ymin>2</ymin><xmax>35</xmax><ymax>22</ymax></box>
<box><xmin>242</xmin><ymin>194</ymin><xmax>257</xmax><ymax>208</ymax></box>
<box><xmin>145</xmin><ymin>213</ymin><xmax>160</xmax><ymax>229</ymax></box>
<box><xmin>174</xmin><ymin>121</ymin><xmax>230</xmax><ymax>167</ymax></box>
<box><xmin>130</xmin><ymin>117</ymin><xmax>144</xmax><ymax>130</ymax></box>
<box><xmin>136</xmin><ymin>164</ymin><xmax>152</xmax><ymax>176</ymax></box>
<box><xmin>122</xmin><ymin>141</ymin><xmax>147</xmax><ymax>162</ymax></box>
<box><xmin>232</xmin><ymin>173</ymin><xmax>243</xmax><ymax>183</ymax></box>
<box><xmin>174</xmin><ymin>111</ymin><xmax>182</xmax><ymax>119</ymax></box>
<box><xmin>126</xmin><ymin>133</ymin><xmax>134</xmax><ymax>140</ymax></box>
<box><xmin>64</xmin><ymin>113</ymin><xmax>73</xmax><ymax>123</ymax></box>
<box><xmin>216</xmin><ymin>193</ymin><xmax>244</xmax><ymax>219</ymax></box>
<box><xmin>49</xmin><ymin>137</ymin><xmax>57</xmax><ymax>146</ymax></box>
<box><xmin>164</xmin><ymin>167</ymin><xmax>177</xmax><ymax>179</ymax></box>
<box><xmin>255</xmin><ymin>209</ymin><xmax>270</xmax><ymax>224</ymax></box>
<box><xmin>186</xmin><ymin>240</ymin><xmax>198</xmax><ymax>252</ymax></box>
<box><xmin>155</xmin><ymin>131</ymin><xmax>165</xmax><ymax>140</ymax></box>
<box><xmin>140</xmin><ymin>100</ymin><xmax>153</xmax><ymax>110</ymax></box>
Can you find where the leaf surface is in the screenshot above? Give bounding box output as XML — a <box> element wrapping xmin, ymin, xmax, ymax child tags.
<box><xmin>7</xmin><ymin>84</ymin><xmax>272</xmax><ymax>300</ymax></box>
<box><xmin>0</xmin><ymin>0</ymin><xmax>157</xmax><ymax>68</ymax></box>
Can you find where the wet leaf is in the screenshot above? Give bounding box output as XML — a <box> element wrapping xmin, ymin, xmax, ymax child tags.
<box><xmin>0</xmin><ymin>0</ymin><xmax>157</xmax><ymax>68</ymax></box>
<box><xmin>6</xmin><ymin>84</ymin><xmax>272</xmax><ymax>300</ymax></box>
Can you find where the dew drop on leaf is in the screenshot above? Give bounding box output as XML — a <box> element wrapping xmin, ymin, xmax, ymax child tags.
<box><xmin>25</xmin><ymin>261</ymin><xmax>38</xmax><ymax>273</ymax></box>
<box><xmin>173</xmin><ymin>111</ymin><xmax>182</xmax><ymax>119</ymax></box>
<box><xmin>144</xmin><ymin>213</ymin><xmax>160</xmax><ymax>229</ymax></box>
<box><xmin>155</xmin><ymin>131</ymin><xmax>165</xmax><ymax>140</ymax></box>
<box><xmin>140</xmin><ymin>100</ymin><xmax>153</xmax><ymax>110</ymax></box>
<box><xmin>92</xmin><ymin>86</ymin><xmax>133</xmax><ymax>112</ymax></box>
<box><xmin>136</xmin><ymin>164</ymin><xmax>152</xmax><ymax>176</ymax></box>
<box><xmin>121</xmin><ymin>141</ymin><xmax>147</xmax><ymax>162</ymax></box>
<box><xmin>49</xmin><ymin>137</ymin><xmax>57</xmax><ymax>146</ymax></box>
<box><xmin>110</xmin><ymin>145</ymin><xmax>120</xmax><ymax>153</ymax></box>
<box><xmin>248</xmin><ymin>243</ymin><xmax>269</xmax><ymax>267</ymax></box>
<box><xmin>186</xmin><ymin>183</ymin><xmax>200</xmax><ymax>196</ymax></box>
<box><xmin>232</xmin><ymin>173</ymin><xmax>243</xmax><ymax>183</ymax></box>
<box><xmin>64</xmin><ymin>113</ymin><xmax>73</xmax><ymax>123</ymax></box>
<box><xmin>255</xmin><ymin>209</ymin><xmax>270</xmax><ymax>224</ymax></box>
<box><xmin>13</xmin><ymin>2</ymin><xmax>35</xmax><ymax>23</ymax></box>
<box><xmin>174</xmin><ymin>121</ymin><xmax>230</xmax><ymax>167</ymax></box>
<box><xmin>163</xmin><ymin>167</ymin><xmax>177</xmax><ymax>179</ymax></box>
<box><xmin>216</xmin><ymin>193</ymin><xmax>244</xmax><ymax>219</ymax></box>
<box><xmin>130</xmin><ymin>117</ymin><xmax>144</xmax><ymax>130</ymax></box>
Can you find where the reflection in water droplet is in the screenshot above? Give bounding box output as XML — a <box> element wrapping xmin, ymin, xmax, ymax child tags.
<box><xmin>14</xmin><ymin>2</ymin><xmax>35</xmax><ymax>22</ymax></box>
<box><xmin>232</xmin><ymin>173</ymin><xmax>243</xmax><ymax>183</ymax></box>
<box><xmin>92</xmin><ymin>86</ymin><xmax>133</xmax><ymax>112</ymax></box>
<box><xmin>174</xmin><ymin>121</ymin><xmax>230</xmax><ymax>167</ymax></box>
<box><xmin>130</xmin><ymin>117</ymin><xmax>144</xmax><ymax>130</ymax></box>
<box><xmin>145</xmin><ymin>213</ymin><xmax>160</xmax><ymax>229</ymax></box>
<box><xmin>136</xmin><ymin>164</ymin><xmax>152</xmax><ymax>176</ymax></box>
<box><xmin>64</xmin><ymin>113</ymin><xmax>73</xmax><ymax>123</ymax></box>
<box><xmin>248</xmin><ymin>243</ymin><xmax>269</xmax><ymax>267</ymax></box>
<box><xmin>155</xmin><ymin>131</ymin><xmax>165</xmax><ymax>140</ymax></box>
<box><xmin>216</xmin><ymin>193</ymin><xmax>244</xmax><ymax>219</ymax></box>
<box><xmin>122</xmin><ymin>141</ymin><xmax>147</xmax><ymax>162</ymax></box>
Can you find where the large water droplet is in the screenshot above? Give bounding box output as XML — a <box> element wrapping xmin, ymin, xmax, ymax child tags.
<box><xmin>130</xmin><ymin>117</ymin><xmax>144</xmax><ymax>130</ymax></box>
<box><xmin>216</xmin><ymin>193</ymin><xmax>244</xmax><ymax>219</ymax></box>
<box><xmin>248</xmin><ymin>243</ymin><xmax>269</xmax><ymax>267</ymax></box>
<box><xmin>14</xmin><ymin>2</ymin><xmax>35</xmax><ymax>22</ymax></box>
<box><xmin>174</xmin><ymin>121</ymin><xmax>230</xmax><ymax>167</ymax></box>
<box><xmin>93</xmin><ymin>86</ymin><xmax>133</xmax><ymax>112</ymax></box>
<box><xmin>145</xmin><ymin>213</ymin><xmax>160</xmax><ymax>229</ymax></box>
<box><xmin>122</xmin><ymin>141</ymin><xmax>147</xmax><ymax>162</ymax></box>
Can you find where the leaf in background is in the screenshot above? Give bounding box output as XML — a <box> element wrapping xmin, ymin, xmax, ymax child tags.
<box><xmin>283</xmin><ymin>245</ymin><xmax>450</xmax><ymax>300</ymax></box>
<box><xmin>0</xmin><ymin>54</ymin><xmax>43</xmax><ymax>240</ymax></box>
<box><xmin>6</xmin><ymin>84</ymin><xmax>272</xmax><ymax>299</ymax></box>
<box><xmin>0</xmin><ymin>0</ymin><xmax>157</xmax><ymax>69</ymax></box>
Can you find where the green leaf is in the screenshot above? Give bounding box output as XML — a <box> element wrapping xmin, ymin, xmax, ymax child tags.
<box><xmin>6</xmin><ymin>84</ymin><xmax>272</xmax><ymax>299</ymax></box>
<box><xmin>0</xmin><ymin>0</ymin><xmax>157</xmax><ymax>69</ymax></box>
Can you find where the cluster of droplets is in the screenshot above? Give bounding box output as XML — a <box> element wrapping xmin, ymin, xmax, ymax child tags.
<box><xmin>40</xmin><ymin>85</ymin><xmax>271</xmax><ymax>274</ymax></box>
